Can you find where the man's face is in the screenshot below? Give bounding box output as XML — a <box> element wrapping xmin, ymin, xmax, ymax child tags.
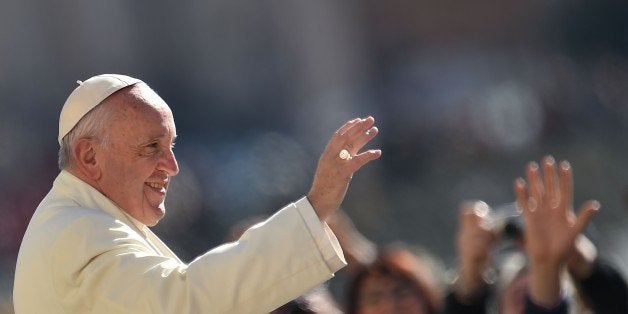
<box><xmin>94</xmin><ymin>84</ymin><xmax>179</xmax><ymax>226</ymax></box>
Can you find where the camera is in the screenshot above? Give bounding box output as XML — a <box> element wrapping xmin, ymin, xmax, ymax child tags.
<box><xmin>485</xmin><ymin>203</ymin><xmax>524</xmax><ymax>241</ymax></box>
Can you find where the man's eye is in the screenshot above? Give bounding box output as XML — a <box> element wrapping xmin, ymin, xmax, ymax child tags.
<box><xmin>136</xmin><ymin>143</ymin><xmax>159</xmax><ymax>156</ymax></box>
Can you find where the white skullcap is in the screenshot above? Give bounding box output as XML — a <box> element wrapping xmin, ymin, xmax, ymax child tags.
<box><xmin>58</xmin><ymin>74</ymin><xmax>143</xmax><ymax>144</ymax></box>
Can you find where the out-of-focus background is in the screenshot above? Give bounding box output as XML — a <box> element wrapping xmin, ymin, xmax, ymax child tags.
<box><xmin>2</xmin><ymin>1</ymin><xmax>628</xmax><ymax>312</ymax></box>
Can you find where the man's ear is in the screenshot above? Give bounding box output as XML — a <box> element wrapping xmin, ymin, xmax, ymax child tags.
<box><xmin>73</xmin><ymin>138</ymin><xmax>101</xmax><ymax>180</ymax></box>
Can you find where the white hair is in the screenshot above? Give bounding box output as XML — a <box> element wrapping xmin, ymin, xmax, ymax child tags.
<box><xmin>57</xmin><ymin>101</ymin><xmax>116</xmax><ymax>170</ymax></box>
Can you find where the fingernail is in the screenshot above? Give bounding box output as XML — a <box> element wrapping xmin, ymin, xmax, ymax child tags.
<box><xmin>560</xmin><ymin>161</ymin><xmax>571</xmax><ymax>170</ymax></box>
<box><xmin>528</xmin><ymin>162</ymin><xmax>539</xmax><ymax>171</ymax></box>
<box><xmin>591</xmin><ymin>200</ymin><xmax>601</xmax><ymax>210</ymax></box>
<box><xmin>544</xmin><ymin>155</ymin><xmax>555</xmax><ymax>165</ymax></box>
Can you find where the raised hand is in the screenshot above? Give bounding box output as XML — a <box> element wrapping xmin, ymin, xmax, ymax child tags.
<box><xmin>307</xmin><ymin>117</ymin><xmax>381</xmax><ymax>220</ymax></box>
<box><xmin>454</xmin><ymin>201</ymin><xmax>498</xmax><ymax>302</ymax></box>
<box><xmin>513</xmin><ymin>156</ymin><xmax>599</xmax><ymax>307</ymax></box>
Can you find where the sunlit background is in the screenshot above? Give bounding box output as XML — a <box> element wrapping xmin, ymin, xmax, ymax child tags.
<box><xmin>1</xmin><ymin>1</ymin><xmax>628</xmax><ymax>312</ymax></box>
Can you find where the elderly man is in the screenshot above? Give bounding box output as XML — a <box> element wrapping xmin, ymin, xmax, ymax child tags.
<box><xmin>13</xmin><ymin>74</ymin><xmax>381</xmax><ymax>313</ymax></box>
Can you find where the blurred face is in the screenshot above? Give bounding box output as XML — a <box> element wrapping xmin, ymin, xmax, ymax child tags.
<box><xmin>94</xmin><ymin>84</ymin><xmax>179</xmax><ymax>226</ymax></box>
<box><xmin>356</xmin><ymin>273</ymin><xmax>427</xmax><ymax>314</ymax></box>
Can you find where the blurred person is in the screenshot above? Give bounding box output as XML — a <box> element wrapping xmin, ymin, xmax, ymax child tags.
<box><xmin>13</xmin><ymin>74</ymin><xmax>382</xmax><ymax>313</ymax></box>
<box><xmin>445</xmin><ymin>156</ymin><xmax>627</xmax><ymax>314</ymax></box>
<box><xmin>345</xmin><ymin>243</ymin><xmax>444</xmax><ymax>314</ymax></box>
<box><xmin>445</xmin><ymin>199</ymin><xmax>556</xmax><ymax>314</ymax></box>
<box><xmin>444</xmin><ymin>200</ymin><xmax>573</xmax><ymax>314</ymax></box>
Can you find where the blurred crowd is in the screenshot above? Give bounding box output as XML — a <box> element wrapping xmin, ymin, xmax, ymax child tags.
<box><xmin>181</xmin><ymin>156</ymin><xmax>628</xmax><ymax>313</ymax></box>
<box><xmin>2</xmin><ymin>0</ymin><xmax>628</xmax><ymax>313</ymax></box>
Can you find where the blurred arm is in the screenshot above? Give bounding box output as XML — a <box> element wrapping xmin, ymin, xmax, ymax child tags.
<box><xmin>568</xmin><ymin>235</ymin><xmax>628</xmax><ymax>314</ymax></box>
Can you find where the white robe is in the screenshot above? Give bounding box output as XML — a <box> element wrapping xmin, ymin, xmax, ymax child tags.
<box><xmin>13</xmin><ymin>170</ymin><xmax>345</xmax><ymax>313</ymax></box>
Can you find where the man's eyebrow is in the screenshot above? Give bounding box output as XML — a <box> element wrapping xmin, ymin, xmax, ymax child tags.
<box><xmin>139</xmin><ymin>134</ymin><xmax>177</xmax><ymax>145</ymax></box>
<box><xmin>137</xmin><ymin>138</ymin><xmax>159</xmax><ymax>146</ymax></box>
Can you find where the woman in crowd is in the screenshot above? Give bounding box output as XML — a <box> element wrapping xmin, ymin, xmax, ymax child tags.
<box><xmin>345</xmin><ymin>243</ymin><xmax>444</xmax><ymax>314</ymax></box>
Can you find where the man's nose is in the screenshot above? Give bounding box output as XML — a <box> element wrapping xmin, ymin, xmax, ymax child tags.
<box><xmin>158</xmin><ymin>148</ymin><xmax>179</xmax><ymax>176</ymax></box>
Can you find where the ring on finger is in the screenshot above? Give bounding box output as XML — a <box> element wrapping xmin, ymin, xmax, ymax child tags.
<box><xmin>339</xmin><ymin>149</ymin><xmax>352</xmax><ymax>160</ymax></box>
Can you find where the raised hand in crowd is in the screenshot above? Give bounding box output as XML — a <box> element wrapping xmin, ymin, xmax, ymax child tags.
<box><xmin>451</xmin><ymin>201</ymin><xmax>497</xmax><ymax>305</ymax></box>
<box><xmin>514</xmin><ymin>156</ymin><xmax>600</xmax><ymax>310</ymax></box>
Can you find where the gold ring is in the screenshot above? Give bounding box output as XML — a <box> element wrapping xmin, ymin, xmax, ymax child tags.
<box><xmin>339</xmin><ymin>149</ymin><xmax>351</xmax><ymax>160</ymax></box>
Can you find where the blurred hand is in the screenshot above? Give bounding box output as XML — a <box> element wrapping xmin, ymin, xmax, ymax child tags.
<box><xmin>454</xmin><ymin>201</ymin><xmax>497</xmax><ymax>302</ymax></box>
<box><xmin>567</xmin><ymin>234</ymin><xmax>598</xmax><ymax>280</ymax></box>
<box><xmin>513</xmin><ymin>156</ymin><xmax>599</xmax><ymax>307</ymax></box>
<box><xmin>326</xmin><ymin>210</ymin><xmax>376</xmax><ymax>274</ymax></box>
<box><xmin>307</xmin><ymin>117</ymin><xmax>381</xmax><ymax>220</ymax></box>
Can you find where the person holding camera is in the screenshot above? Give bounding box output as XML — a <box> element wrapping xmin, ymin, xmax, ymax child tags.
<box><xmin>444</xmin><ymin>156</ymin><xmax>627</xmax><ymax>314</ymax></box>
<box><xmin>446</xmin><ymin>198</ymin><xmax>559</xmax><ymax>313</ymax></box>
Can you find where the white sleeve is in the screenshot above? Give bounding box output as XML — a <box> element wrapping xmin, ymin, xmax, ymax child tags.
<box><xmin>185</xmin><ymin>196</ymin><xmax>346</xmax><ymax>313</ymax></box>
<box><xmin>52</xmin><ymin>197</ymin><xmax>346</xmax><ymax>314</ymax></box>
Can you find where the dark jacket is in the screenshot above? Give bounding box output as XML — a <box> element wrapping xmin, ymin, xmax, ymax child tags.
<box><xmin>443</xmin><ymin>259</ymin><xmax>627</xmax><ymax>314</ymax></box>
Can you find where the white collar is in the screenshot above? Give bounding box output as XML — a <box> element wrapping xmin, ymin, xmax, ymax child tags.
<box><xmin>54</xmin><ymin>170</ymin><xmax>148</xmax><ymax>232</ymax></box>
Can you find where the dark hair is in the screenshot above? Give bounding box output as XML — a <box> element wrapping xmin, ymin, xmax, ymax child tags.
<box><xmin>345</xmin><ymin>245</ymin><xmax>443</xmax><ymax>314</ymax></box>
